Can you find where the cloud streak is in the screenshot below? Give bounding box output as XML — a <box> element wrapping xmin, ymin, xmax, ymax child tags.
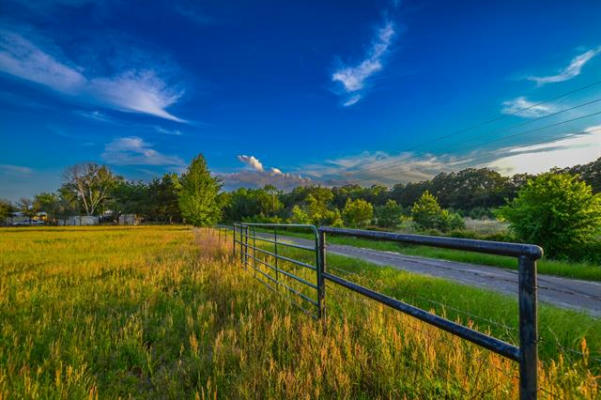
<box><xmin>332</xmin><ymin>20</ymin><xmax>395</xmax><ymax>106</ymax></box>
<box><xmin>528</xmin><ymin>47</ymin><xmax>601</xmax><ymax>86</ymax></box>
<box><xmin>101</xmin><ymin>137</ymin><xmax>185</xmax><ymax>166</ymax></box>
<box><xmin>0</xmin><ymin>30</ymin><xmax>186</xmax><ymax>122</ymax></box>
<box><xmin>501</xmin><ymin>96</ymin><xmax>556</xmax><ymax>118</ymax></box>
<box><xmin>0</xmin><ymin>164</ymin><xmax>33</xmax><ymax>175</ymax></box>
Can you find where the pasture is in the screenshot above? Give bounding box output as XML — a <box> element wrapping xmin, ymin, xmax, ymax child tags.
<box><xmin>0</xmin><ymin>226</ymin><xmax>598</xmax><ymax>399</ymax></box>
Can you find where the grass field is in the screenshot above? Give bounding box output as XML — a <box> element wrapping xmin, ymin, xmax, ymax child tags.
<box><xmin>269</xmin><ymin>229</ymin><xmax>601</xmax><ymax>281</ymax></box>
<box><xmin>0</xmin><ymin>226</ymin><xmax>599</xmax><ymax>398</ymax></box>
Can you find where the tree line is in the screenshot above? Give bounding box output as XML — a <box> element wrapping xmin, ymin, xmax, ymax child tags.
<box><xmin>2</xmin><ymin>155</ymin><xmax>601</xmax><ymax>262</ymax></box>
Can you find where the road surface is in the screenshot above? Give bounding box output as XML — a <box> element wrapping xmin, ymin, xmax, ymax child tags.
<box><xmin>263</xmin><ymin>233</ymin><xmax>601</xmax><ymax>317</ymax></box>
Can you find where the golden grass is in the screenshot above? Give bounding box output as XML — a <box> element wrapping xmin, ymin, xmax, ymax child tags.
<box><xmin>0</xmin><ymin>226</ymin><xmax>598</xmax><ymax>399</ymax></box>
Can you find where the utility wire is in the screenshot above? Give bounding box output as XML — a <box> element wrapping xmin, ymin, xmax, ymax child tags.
<box><xmin>351</xmin><ymin>103</ymin><xmax>601</xmax><ymax>178</ymax></box>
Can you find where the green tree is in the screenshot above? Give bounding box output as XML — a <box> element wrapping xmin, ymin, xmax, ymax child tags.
<box><xmin>411</xmin><ymin>191</ymin><xmax>443</xmax><ymax>230</ymax></box>
<box><xmin>411</xmin><ymin>191</ymin><xmax>464</xmax><ymax>232</ymax></box>
<box><xmin>17</xmin><ymin>198</ymin><xmax>36</xmax><ymax>224</ymax></box>
<box><xmin>153</xmin><ymin>173</ymin><xmax>182</xmax><ymax>223</ymax></box>
<box><xmin>342</xmin><ymin>198</ymin><xmax>374</xmax><ymax>228</ymax></box>
<box><xmin>178</xmin><ymin>155</ymin><xmax>222</xmax><ymax>226</ymax></box>
<box><xmin>375</xmin><ymin>199</ymin><xmax>402</xmax><ymax>228</ymax></box>
<box><xmin>289</xmin><ymin>205</ymin><xmax>310</xmax><ymax>224</ymax></box>
<box><xmin>62</xmin><ymin>163</ymin><xmax>121</xmax><ymax>215</ymax></box>
<box><xmin>0</xmin><ymin>199</ymin><xmax>13</xmax><ymax>223</ymax></box>
<box><xmin>34</xmin><ymin>192</ymin><xmax>61</xmax><ymax>223</ymax></box>
<box><xmin>497</xmin><ymin>173</ymin><xmax>601</xmax><ymax>258</ymax></box>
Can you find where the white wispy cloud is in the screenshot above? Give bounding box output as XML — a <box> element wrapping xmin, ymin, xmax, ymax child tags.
<box><xmin>101</xmin><ymin>137</ymin><xmax>184</xmax><ymax>166</ymax></box>
<box><xmin>501</xmin><ymin>96</ymin><xmax>556</xmax><ymax>118</ymax></box>
<box><xmin>154</xmin><ymin>126</ymin><xmax>183</xmax><ymax>136</ymax></box>
<box><xmin>528</xmin><ymin>47</ymin><xmax>601</xmax><ymax>86</ymax></box>
<box><xmin>0</xmin><ymin>30</ymin><xmax>186</xmax><ymax>122</ymax></box>
<box><xmin>0</xmin><ymin>164</ymin><xmax>33</xmax><ymax>175</ymax></box>
<box><xmin>332</xmin><ymin>20</ymin><xmax>395</xmax><ymax>106</ymax></box>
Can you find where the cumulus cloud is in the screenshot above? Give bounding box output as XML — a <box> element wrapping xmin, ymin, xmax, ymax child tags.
<box><xmin>0</xmin><ymin>30</ymin><xmax>186</xmax><ymax>122</ymax></box>
<box><xmin>501</xmin><ymin>97</ymin><xmax>556</xmax><ymax>118</ymax></box>
<box><xmin>237</xmin><ymin>155</ymin><xmax>264</xmax><ymax>172</ymax></box>
<box><xmin>528</xmin><ymin>47</ymin><xmax>601</xmax><ymax>86</ymax></box>
<box><xmin>220</xmin><ymin>155</ymin><xmax>311</xmax><ymax>190</ymax></box>
<box><xmin>101</xmin><ymin>137</ymin><xmax>184</xmax><ymax>166</ymax></box>
<box><xmin>332</xmin><ymin>20</ymin><xmax>395</xmax><ymax>106</ymax></box>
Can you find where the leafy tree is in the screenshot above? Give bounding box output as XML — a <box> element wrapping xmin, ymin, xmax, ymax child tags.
<box><xmin>178</xmin><ymin>155</ymin><xmax>222</xmax><ymax>226</ymax></box>
<box><xmin>56</xmin><ymin>186</ymin><xmax>80</xmax><ymax>222</ymax></box>
<box><xmin>34</xmin><ymin>192</ymin><xmax>61</xmax><ymax>223</ymax></box>
<box><xmin>375</xmin><ymin>199</ymin><xmax>402</xmax><ymax>228</ymax></box>
<box><xmin>497</xmin><ymin>173</ymin><xmax>601</xmax><ymax>259</ymax></box>
<box><xmin>111</xmin><ymin>181</ymin><xmax>149</xmax><ymax>218</ymax></box>
<box><xmin>411</xmin><ymin>191</ymin><xmax>442</xmax><ymax>230</ymax></box>
<box><xmin>289</xmin><ymin>205</ymin><xmax>311</xmax><ymax>224</ymax></box>
<box><xmin>62</xmin><ymin>163</ymin><xmax>120</xmax><ymax>215</ymax></box>
<box><xmin>342</xmin><ymin>198</ymin><xmax>374</xmax><ymax>228</ymax></box>
<box><xmin>411</xmin><ymin>191</ymin><xmax>464</xmax><ymax>232</ymax></box>
<box><xmin>151</xmin><ymin>173</ymin><xmax>182</xmax><ymax>223</ymax></box>
<box><xmin>17</xmin><ymin>198</ymin><xmax>36</xmax><ymax>224</ymax></box>
<box><xmin>0</xmin><ymin>199</ymin><xmax>13</xmax><ymax>223</ymax></box>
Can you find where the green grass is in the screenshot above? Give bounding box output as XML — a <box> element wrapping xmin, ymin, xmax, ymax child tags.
<box><xmin>268</xmin><ymin>229</ymin><xmax>601</xmax><ymax>281</ymax></box>
<box><xmin>1</xmin><ymin>226</ymin><xmax>599</xmax><ymax>398</ymax></box>
<box><xmin>265</xmin><ymin>243</ymin><xmax>601</xmax><ymax>364</ymax></box>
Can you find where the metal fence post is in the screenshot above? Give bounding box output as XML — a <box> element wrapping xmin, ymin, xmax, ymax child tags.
<box><xmin>518</xmin><ymin>255</ymin><xmax>538</xmax><ymax>400</ymax></box>
<box><xmin>244</xmin><ymin>225</ymin><xmax>249</xmax><ymax>268</ymax></box>
<box><xmin>317</xmin><ymin>229</ymin><xmax>326</xmax><ymax>320</ymax></box>
<box><xmin>252</xmin><ymin>227</ymin><xmax>257</xmax><ymax>272</ymax></box>
<box><xmin>232</xmin><ymin>225</ymin><xmax>236</xmax><ymax>258</ymax></box>
<box><xmin>274</xmin><ymin>227</ymin><xmax>279</xmax><ymax>282</ymax></box>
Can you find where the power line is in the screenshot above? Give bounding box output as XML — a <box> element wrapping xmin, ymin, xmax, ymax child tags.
<box><xmin>347</xmin><ymin>107</ymin><xmax>601</xmax><ymax>180</ymax></box>
<box><xmin>400</xmin><ymin>78</ymin><xmax>601</xmax><ymax>154</ymax></box>
<box><xmin>336</xmin><ymin>80</ymin><xmax>601</xmax><ymax>180</ymax></box>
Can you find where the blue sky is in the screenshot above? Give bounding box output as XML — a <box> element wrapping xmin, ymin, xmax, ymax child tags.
<box><xmin>1</xmin><ymin>0</ymin><xmax>601</xmax><ymax>200</ymax></box>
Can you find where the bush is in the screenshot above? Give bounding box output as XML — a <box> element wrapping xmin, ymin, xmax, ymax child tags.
<box><xmin>497</xmin><ymin>173</ymin><xmax>601</xmax><ymax>259</ymax></box>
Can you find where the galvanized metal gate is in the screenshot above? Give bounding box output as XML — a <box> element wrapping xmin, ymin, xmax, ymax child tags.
<box><xmin>233</xmin><ymin>223</ymin><xmax>324</xmax><ymax>318</ymax></box>
<box><xmin>232</xmin><ymin>223</ymin><xmax>542</xmax><ymax>400</ymax></box>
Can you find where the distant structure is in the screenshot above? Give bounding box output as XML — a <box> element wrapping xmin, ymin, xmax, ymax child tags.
<box><xmin>58</xmin><ymin>216</ymin><xmax>100</xmax><ymax>226</ymax></box>
<box><xmin>118</xmin><ymin>214</ymin><xmax>141</xmax><ymax>225</ymax></box>
<box><xmin>6</xmin><ymin>211</ymin><xmax>47</xmax><ymax>226</ymax></box>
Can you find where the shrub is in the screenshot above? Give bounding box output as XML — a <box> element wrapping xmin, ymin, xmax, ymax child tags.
<box><xmin>497</xmin><ymin>173</ymin><xmax>601</xmax><ymax>259</ymax></box>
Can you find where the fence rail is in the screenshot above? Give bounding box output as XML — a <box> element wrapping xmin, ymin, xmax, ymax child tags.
<box><xmin>232</xmin><ymin>223</ymin><xmax>542</xmax><ymax>400</ymax></box>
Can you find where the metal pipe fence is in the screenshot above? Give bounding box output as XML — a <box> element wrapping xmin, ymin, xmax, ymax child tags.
<box><xmin>232</xmin><ymin>223</ymin><xmax>542</xmax><ymax>400</ymax></box>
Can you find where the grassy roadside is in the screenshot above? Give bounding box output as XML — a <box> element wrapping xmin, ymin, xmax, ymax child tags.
<box><xmin>263</xmin><ymin>228</ymin><xmax>601</xmax><ymax>281</ymax></box>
